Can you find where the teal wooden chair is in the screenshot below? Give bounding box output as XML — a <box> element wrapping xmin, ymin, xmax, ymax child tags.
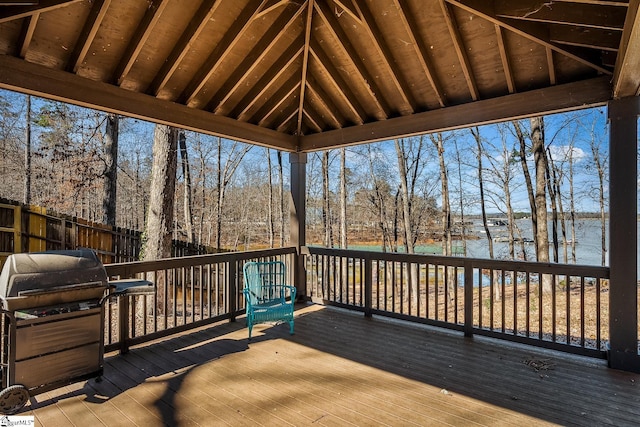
<box><xmin>242</xmin><ymin>261</ymin><xmax>296</xmax><ymax>339</ymax></box>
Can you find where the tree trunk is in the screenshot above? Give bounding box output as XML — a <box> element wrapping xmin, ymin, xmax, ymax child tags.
<box><xmin>178</xmin><ymin>130</ymin><xmax>194</xmax><ymax>243</ymax></box>
<box><xmin>277</xmin><ymin>151</ymin><xmax>285</xmax><ymax>247</ymax></box>
<box><xmin>102</xmin><ymin>113</ymin><xmax>118</xmax><ymax>226</ymax></box>
<box><xmin>266</xmin><ymin>148</ymin><xmax>274</xmax><ymax>248</ymax></box>
<box><xmin>23</xmin><ymin>95</ymin><xmax>31</xmax><ymax>205</ymax></box>
<box><xmin>340</xmin><ymin>148</ymin><xmax>348</xmax><ymax>250</ymax></box>
<box><xmin>513</xmin><ymin>120</ymin><xmax>538</xmax><ymax>256</ymax></box>
<box><xmin>470</xmin><ymin>127</ymin><xmax>493</xmax><ymax>258</ymax></box>
<box><xmin>144</xmin><ymin>124</ymin><xmax>178</xmax><ymax>261</ymax></box>
<box><xmin>322</xmin><ymin>151</ymin><xmax>333</xmax><ymax>247</ymax></box>
<box><xmin>531</xmin><ymin>117</ymin><xmax>551</xmax><ymax>293</ymax></box>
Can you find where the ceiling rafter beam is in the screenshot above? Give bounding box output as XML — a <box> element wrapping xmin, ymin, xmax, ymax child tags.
<box><xmin>112</xmin><ymin>0</ymin><xmax>169</xmax><ymax>86</ymax></box>
<box><xmin>16</xmin><ymin>12</ymin><xmax>38</xmax><ymax>58</ymax></box>
<box><xmin>394</xmin><ymin>0</ymin><xmax>447</xmax><ymax>107</ymax></box>
<box><xmin>552</xmin><ymin>0</ymin><xmax>629</xmax><ymax>5</ymax></box>
<box><xmin>310</xmin><ymin>42</ymin><xmax>365</xmax><ymax>124</ymax></box>
<box><xmin>613</xmin><ymin>0</ymin><xmax>640</xmax><ymax>97</ymax></box>
<box><xmin>302</xmin><ymin>108</ymin><xmax>323</xmax><ymax>133</ymax></box>
<box><xmin>207</xmin><ymin>2</ymin><xmax>306</xmax><ymax>114</ymax></box>
<box><xmin>314</xmin><ymin>0</ymin><xmax>390</xmax><ymax>119</ymax></box>
<box><xmin>306</xmin><ymin>79</ymin><xmax>343</xmax><ymax>129</ymax></box>
<box><xmin>0</xmin><ymin>0</ymin><xmax>80</xmax><ymax>23</ymax></box>
<box><xmin>254</xmin><ymin>0</ymin><xmax>288</xmax><ymax>20</ymax></box>
<box><xmin>494</xmin><ymin>0</ymin><xmax>627</xmax><ymax>31</ymax></box>
<box><xmin>256</xmin><ymin>77</ymin><xmax>300</xmax><ymax>127</ymax></box>
<box><xmin>234</xmin><ymin>42</ymin><xmax>304</xmax><ymax>121</ymax></box>
<box><xmin>440</xmin><ymin>0</ymin><xmax>479</xmax><ymax>101</ymax></box>
<box><xmin>550</xmin><ymin>25</ymin><xmax>621</xmax><ymax>51</ymax></box>
<box><xmin>66</xmin><ymin>0</ymin><xmax>111</xmax><ymax>73</ymax></box>
<box><xmin>546</xmin><ymin>47</ymin><xmax>556</xmax><ymax>84</ymax></box>
<box><xmin>445</xmin><ymin>0</ymin><xmax>613</xmax><ymax>75</ymax></box>
<box><xmin>0</xmin><ymin>54</ymin><xmax>296</xmax><ymax>151</ymax></box>
<box><xmin>147</xmin><ymin>0</ymin><xmax>222</xmax><ymax>96</ymax></box>
<box><xmin>180</xmin><ymin>0</ymin><xmax>268</xmax><ymax>106</ymax></box>
<box><xmin>277</xmin><ymin>108</ymin><xmax>299</xmax><ymax>133</ymax></box>
<box><xmin>299</xmin><ymin>75</ymin><xmax>612</xmax><ymax>151</ymax></box>
<box><xmin>351</xmin><ymin>0</ymin><xmax>415</xmax><ymax>112</ymax></box>
<box><xmin>495</xmin><ymin>24</ymin><xmax>515</xmax><ymax>93</ymax></box>
<box><xmin>297</xmin><ymin>0</ymin><xmax>314</xmax><ymax>135</ymax></box>
<box><xmin>331</xmin><ymin>0</ymin><xmax>361</xmax><ymax>24</ymax></box>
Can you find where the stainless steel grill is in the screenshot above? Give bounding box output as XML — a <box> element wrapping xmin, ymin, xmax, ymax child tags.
<box><xmin>0</xmin><ymin>249</ymin><xmax>152</xmax><ymax>414</ymax></box>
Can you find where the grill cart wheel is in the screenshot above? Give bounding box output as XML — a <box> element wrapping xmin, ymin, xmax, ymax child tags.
<box><xmin>0</xmin><ymin>384</ymin><xmax>29</xmax><ymax>414</ymax></box>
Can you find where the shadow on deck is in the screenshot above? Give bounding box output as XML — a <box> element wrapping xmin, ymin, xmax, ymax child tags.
<box><xmin>23</xmin><ymin>304</ymin><xmax>640</xmax><ymax>426</ymax></box>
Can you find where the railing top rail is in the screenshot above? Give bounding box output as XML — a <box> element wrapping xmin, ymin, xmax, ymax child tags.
<box><xmin>304</xmin><ymin>246</ymin><xmax>609</xmax><ymax>278</ymax></box>
<box><xmin>105</xmin><ymin>246</ymin><xmax>297</xmax><ymax>276</ymax></box>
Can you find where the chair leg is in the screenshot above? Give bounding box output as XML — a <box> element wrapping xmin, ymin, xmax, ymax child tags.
<box><xmin>289</xmin><ymin>320</ymin><xmax>294</xmax><ymax>335</ymax></box>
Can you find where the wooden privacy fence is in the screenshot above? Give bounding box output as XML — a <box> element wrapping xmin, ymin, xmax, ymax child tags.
<box><xmin>0</xmin><ymin>199</ymin><xmax>214</xmax><ymax>268</ymax></box>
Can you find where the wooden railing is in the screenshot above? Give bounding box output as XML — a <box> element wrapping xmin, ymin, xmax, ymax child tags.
<box><xmin>103</xmin><ymin>247</ymin><xmax>297</xmax><ymax>353</ymax></box>
<box><xmin>101</xmin><ymin>245</ymin><xmax>612</xmax><ymax>359</ymax></box>
<box><xmin>304</xmin><ymin>246</ymin><xmax>611</xmax><ymax>358</ymax></box>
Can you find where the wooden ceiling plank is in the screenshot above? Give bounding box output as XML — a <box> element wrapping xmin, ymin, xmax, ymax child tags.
<box><xmin>310</xmin><ymin>42</ymin><xmax>366</xmax><ymax>124</ymax></box>
<box><xmin>306</xmin><ymin>79</ymin><xmax>343</xmax><ymax>129</ymax></box>
<box><xmin>0</xmin><ymin>0</ymin><xmax>80</xmax><ymax>23</ymax></box>
<box><xmin>17</xmin><ymin>12</ymin><xmax>38</xmax><ymax>58</ymax></box>
<box><xmin>297</xmin><ymin>0</ymin><xmax>314</xmax><ymax>135</ymax></box>
<box><xmin>546</xmin><ymin>47</ymin><xmax>556</xmax><ymax>85</ymax></box>
<box><xmin>613</xmin><ymin>0</ymin><xmax>640</xmax><ymax>97</ymax></box>
<box><xmin>255</xmin><ymin>77</ymin><xmax>300</xmax><ymax>126</ymax></box>
<box><xmin>351</xmin><ymin>1</ymin><xmax>415</xmax><ymax>112</ymax></box>
<box><xmin>0</xmin><ymin>54</ymin><xmax>296</xmax><ymax>151</ymax></box>
<box><xmin>314</xmin><ymin>0</ymin><xmax>390</xmax><ymax>119</ymax></box>
<box><xmin>440</xmin><ymin>0</ymin><xmax>479</xmax><ymax>101</ymax></box>
<box><xmin>550</xmin><ymin>25</ymin><xmax>621</xmax><ymax>51</ymax></box>
<box><xmin>277</xmin><ymin>108</ymin><xmax>299</xmax><ymax>133</ymax></box>
<box><xmin>113</xmin><ymin>0</ymin><xmax>169</xmax><ymax>86</ymax></box>
<box><xmin>254</xmin><ymin>0</ymin><xmax>288</xmax><ymax>20</ymax></box>
<box><xmin>330</xmin><ymin>0</ymin><xmax>362</xmax><ymax>24</ymax></box>
<box><xmin>299</xmin><ymin>75</ymin><xmax>612</xmax><ymax>151</ymax></box>
<box><xmin>302</xmin><ymin>108</ymin><xmax>323</xmax><ymax>133</ymax></box>
<box><xmin>552</xmin><ymin>0</ymin><xmax>629</xmax><ymax>6</ymax></box>
<box><xmin>495</xmin><ymin>0</ymin><xmax>627</xmax><ymax>31</ymax></box>
<box><xmin>394</xmin><ymin>0</ymin><xmax>447</xmax><ymax>107</ymax></box>
<box><xmin>446</xmin><ymin>0</ymin><xmax>613</xmax><ymax>75</ymax></box>
<box><xmin>207</xmin><ymin>3</ymin><xmax>306</xmax><ymax>114</ymax></box>
<box><xmin>234</xmin><ymin>42</ymin><xmax>304</xmax><ymax>121</ymax></box>
<box><xmin>147</xmin><ymin>0</ymin><xmax>222</xmax><ymax>96</ymax></box>
<box><xmin>495</xmin><ymin>24</ymin><xmax>515</xmax><ymax>93</ymax></box>
<box><xmin>66</xmin><ymin>0</ymin><xmax>111</xmax><ymax>73</ymax></box>
<box><xmin>180</xmin><ymin>0</ymin><xmax>268</xmax><ymax>106</ymax></box>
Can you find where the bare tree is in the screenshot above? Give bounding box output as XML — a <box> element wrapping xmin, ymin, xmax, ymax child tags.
<box><xmin>340</xmin><ymin>148</ymin><xmax>348</xmax><ymax>249</ymax></box>
<box><xmin>102</xmin><ymin>113</ymin><xmax>118</xmax><ymax>226</ymax></box>
<box><xmin>23</xmin><ymin>95</ymin><xmax>32</xmax><ymax>205</ymax></box>
<box><xmin>143</xmin><ymin>124</ymin><xmax>178</xmax><ymax>261</ymax></box>
<box><xmin>470</xmin><ymin>127</ymin><xmax>494</xmax><ymax>258</ymax></box>
<box><xmin>321</xmin><ymin>150</ymin><xmax>334</xmax><ymax>248</ymax></box>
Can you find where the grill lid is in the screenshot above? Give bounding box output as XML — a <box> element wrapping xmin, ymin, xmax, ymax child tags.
<box><xmin>0</xmin><ymin>250</ymin><xmax>108</xmax><ymax>308</ymax></box>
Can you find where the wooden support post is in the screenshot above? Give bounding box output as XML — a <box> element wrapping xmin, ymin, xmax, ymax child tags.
<box><xmin>364</xmin><ymin>258</ymin><xmax>373</xmax><ymax>318</ymax></box>
<box><xmin>290</xmin><ymin>153</ymin><xmax>307</xmax><ymax>300</ymax></box>
<box><xmin>608</xmin><ymin>96</ymin><xmax>640</xmax><ymax>372</ymax></box>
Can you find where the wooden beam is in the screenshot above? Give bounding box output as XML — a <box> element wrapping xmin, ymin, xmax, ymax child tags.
<box><xmin>352</xmin><ymin>0</ymin><xmax>415</xmax><ymax>112</ymax></box>
<box><xmin>112</xmin><ymin>0</ymin><xmax>169</xmax><ymax>86</ymax></box>
<box><xmin>550</xmin><ymin>25</ymin><xmax>621</xmax><ymax>51</ymax></box>
<box><xmin>207</xmin><ymin>4</ymin><xmax>306</xmax><ymax>114</ymax></box>
<box><xmin>297</xmin><ymin>0</ymin><xmax>314</xmax><ymax>135</ymax></box>
<box><xmin>494</xmin><ymin>0</ymin><xmax>627</xmax><ymax>31</ymax></box>
<box><xmin>310</xmin><ymin>41</ymin><xmax>366</xmax><ymax>124</ymax></box>
<box><xmin>613</xmin><ymin>0</ymin><xmax>640</xmax><ymax>97</ymax></box>
<box><xmin>0</xmin><ymin>0</ymin><xmax>79</xmax><ymax>23</ymax></box>
<box><xmin>16</xmin><ymin>12</ymin><xmax>38</xmax><ymax>58</ymax></box>
<box><xmin>299</xmin><ymin>76</ymin><xmax>612</xmax><ymax>151</ymax></box>
<box><xmin>233</xmin><ymin>41</ymin><xmax>304</xmax><ymax>121</ymax></box>
<box><xmin>179</xmin><ymin>1</ymin><xmax>267</xmax><ymax>106</ymax></box>
<box><xmin>314</xmin><ymin>0</ymin><xmax>390</xmax><ymax>119</ymax></box>
<box><xmin>147</xmin><ymin>0</ymin><xmax>221</xmax><ymax>96</ymax></box>
<box><xmin>394</xmin><ymin>0</ymin><xmax>447</xmax><ymax>107</ymax></box>
<box><xmin>440</xmin><ymin>0</ymin><xmax>479</xmax><ymax>100</ymax></box>
<box><xmin>495</xmin><ymin>24</ymin><xmax>515</xmax><ymax>93</ymax></box>
<box><xmin>66</xmin><ymin>0</ymin><xmax>111</xmax><ymax>73</ymax></box>
<box><xmin>446</xmin><ymin>0</ymin><xmax>613</xmax><ymax>75</ymax></box>
<box><xmin>0</xmin><ymin>54</ymin><xmax>296</xmax><ymax>151</ymax></box>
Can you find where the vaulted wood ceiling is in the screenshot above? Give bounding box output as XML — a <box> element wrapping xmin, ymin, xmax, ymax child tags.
<box><xmin>0</xmin><ymin>0</ymin><xmax>638</xmax><ymax>152</ymax></box>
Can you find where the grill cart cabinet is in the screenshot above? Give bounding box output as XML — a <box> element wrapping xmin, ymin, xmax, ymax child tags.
<box><xmin>0</xmin><ymin>250</ymin><xmax>110</xmax><ymax>414</ymax></box>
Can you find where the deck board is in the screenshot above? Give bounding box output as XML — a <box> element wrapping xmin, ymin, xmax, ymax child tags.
<box><xmin>19</xmin><ymin>303</ymin><xmax>640</xmax><ymax>426</ymax></box>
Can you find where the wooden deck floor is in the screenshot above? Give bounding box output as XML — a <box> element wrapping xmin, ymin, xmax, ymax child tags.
<box><xmin>22</xmin><ymin>304</ymin><xmax>640</xmax><ymax>426</ymax></box>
